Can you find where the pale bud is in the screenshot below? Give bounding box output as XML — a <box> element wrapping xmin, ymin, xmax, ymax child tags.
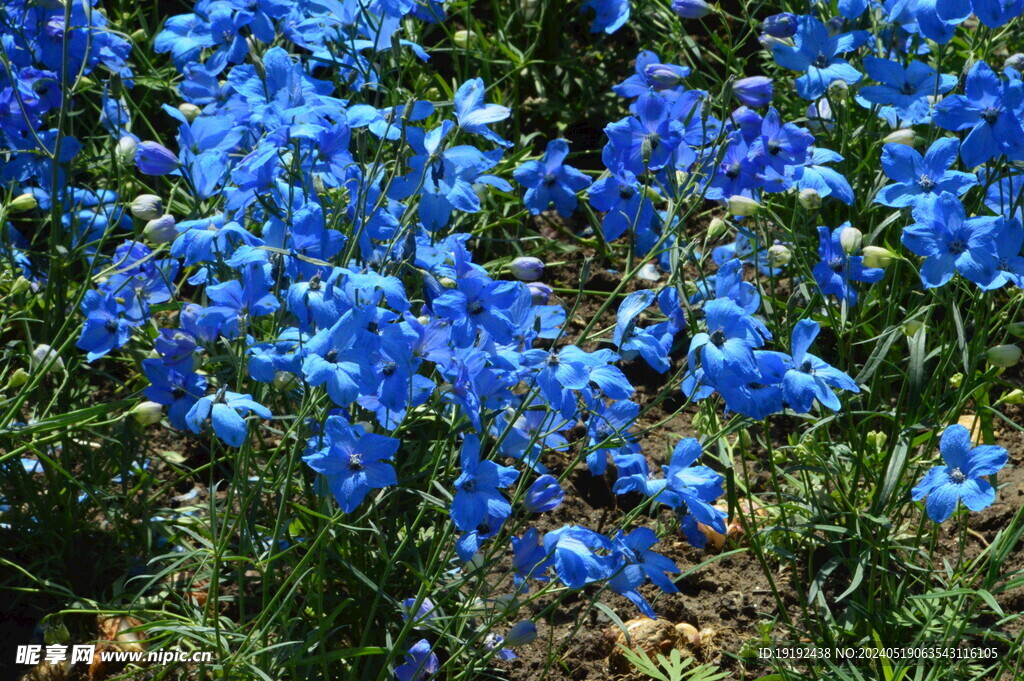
<box><xmin>439</xmin><ymin>277</ymin><xmax>458</xmax><ymax>289</ymax></box>
<box><xmin>130</xmin><ymin>28</ymin><xmax>147</xmax><ymax>43</ymax></box>
<box><xmin>727</xmin><ymin>195</ymin><xmax>760</xmax><ymax>216</ymax></box>
<box><xmin>9</xmin><ymin>193</ymin><xmax>37</xmax><ymax>212</ymax></box>
<box><xmin>273</xmin><ymin>371</ymin><xmax>298</xmax><ymax>390</ymax></box>
<box><xmin>11</xmin><ymin>276</ymin><xmax>31</xmax><ymax>296</ymax></box>
<box><xmin>527</xmin><ymin>281</ymin><xmax>553</xmax><ymax>304</ymax></box>
<box><xmin>861</xmin><ymin>246</ymin><xmax>894</xmax><ymax>268</ymax></box>
<box><xmin>130</xmin><ymin>194</ymin><xmax>164</xmax><ymax>220</ymax></box>
<box><xmin>178</xmin><ymin>103</ymin><xmax>201</xmax><ymax>122</ymax></box>
<box><xmin>116</xmin><ymin>136</ymin><xmax>137</xmax><ymax>165</ymax></box>
<box><xmin>707</xmin><ymin>216</ymin><xmax>729</xmax><ymax>240</ymax></box>
<box><xmin>996</xmin><ymin>389</ymin><xmax>1024</xmax><ymax>405</ymax></box>
<box><xmin>504</xmin><ymin>621</ymin><xmax>538</xmax><ymax>647</ymax></box>
<box><xmin>30</xmin><ymin>344</ymin><xmax>64</xmax><ymax>372</ymax></box>
<box><xmin>453</xmin><ymin>30</ymin><xmax>477</xmax><ymax>49</ymax></box>
<box><xmin>131</xmin><ymin>401</ymin><xmax>164</xmax><ymax>425</ymax></box>
<box><xmin>797</xmin><ymin>188</ymin><xmax>821</xmax><ymax>211</ymax></box>
<box><xmin>839</xmin><ymin>225</ymin><xmax>862</xmax><ymax>254</ymax></box>
<box><xmin>1006</xmin><ymin>321</ymin><xmax>1024</xmax><ymax>338</ymax></box>
<box><xmin>6</xmin><ymin>367</ymin><xmax>30</xmax><ymax>390</ymax></box>
<box><xmin>144</xmin><ymin>215</ymin><xmax>177</xmax><ymax>244</ymax></box>
<box><xmin>987</xmin><ymin>344</ymin><xmax>1021</xmax><ymax>367</ymax></box>
<box><xmin>767</xmin><ymin>243</ymin><xmax>791</xmax><ymax>267</ymax></box>
<box><xmin>882</xmin><ymin>128</ymin><xmax>916</xmax><ymax>146</ymax></box>
<box><xmin>902</xmin><ymin>320</ymin><xmax>923</xmax><ymax>337</ymax></box>
<box><xmin>509</xmin><ymin>256</ymin><xmax>545</xmax><ymax>282</ymax></box>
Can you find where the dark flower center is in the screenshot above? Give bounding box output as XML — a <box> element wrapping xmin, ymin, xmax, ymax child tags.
<box><xmin>948</xmin><ymin>467</ymin><xmax>967</xmax><ymax>484</ymax></box>
<box><xmin>348</xmin><ymin>453</ymin><xmax>364</xmax><ymax>471</ymax></box>
<box><xmin>467</xmin><ymin>301</ymin><xmax>484</xmax><ymax>315</ymax></box>
<box><xmin>997</xmin><ymin>257</ymin><xmax>1010</xmax><ymax>271</ymax></box>
<box><xmin>325</xmin><ymin>349</ymin><xmax>339</xmax><ymax>363</ymax></box>
<box><xmin>543</xmin><ymin>172</ymin><xmax>557</xmax><ymax>186</ymax></box>
<box><xmin>105</xmin><ymin>319</ymin><xmax>119</xmax><ymax>333</ymax></box>
<box><xmin>917</xmin><ymin>175</ymin><xmax>936</xmax><ymax>192</ymax></box>
<box><xmin>308</xmin><ymin>274</ymin><xmax>322</xmax><ymax>291</ymax></box>
<box><xmin>172</xmin><ymin>387</ymin><xmax>185</xmax><ymax>400</ymax></box>
<box><xmin>462</xmin><ymin>478</ymin><xmax>478</xmax><ymax>492</ymax></box>
<box><xmin>800</xmin><ymin>360</ymin><xmax>814</xmax><ymax>373</ymax></box>
<box><xmin>813</xmin><ymin>53</ymin><xmax>830</xmax><ymax>68</ymax></box>
<box><xmin>366</xmin><ymin>321</ymin><xmax>379</xmax><ymax>333</ymax></box>
<box><xmin>948</xmin><ymin>238</ymin><xmax>967</xmax><ymax>255</ymax></box>
<box><xmin>710</xmin><ymin>329</ymin><xmax>727</xmax><ymax>346</ymax></box>
<box><xmin>980</xmin><ymin>107</ymin><xmax>1002</xmax><ymax>124</ymax></box>
<box><xmin>725</xmin><ymin>162</ymin><xmax>742</xmax><ymax>179</ymax></box>
<box><xmin>899</xmin><ymin>83</ymin><xmax>916</xmax><ymax>95</ymax></box>
<box><xmin>767</xmin><ymin>140</ymin><xmax>782</xmax><ymax>155</ymax></box>
<box><xmin>381</xmin><ymin>361</ymin><xmax>397</xmax><ymax>376</ymax></box>
<box><xmin>829</xmin><ymin>257</ymin><xmax>844</xmax><ymax>273</ymax></box>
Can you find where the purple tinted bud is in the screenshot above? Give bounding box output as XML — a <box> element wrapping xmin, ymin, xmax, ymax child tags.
<box><xmin>510</xmin><ymin>256</ymin><xmax>545</xmax><ymax>281</ymax></box>
<box><xmin>505</xmin><ymin>620</ymin><xmax>538</xmax><ymax>647</ymax></box>
<box><xmin>761</xmin><ymin>12</ymin><xmax>797</xmax><ymax>38</ymax></box>
<box><xmin>135</xmin><ymin>141</ymin><xmax>178</xmax><ymax>176</ymax></box>
<box><xmin>401</xmin><ymin>597</ymin><xmax>438</xmax><ymax>626</ymax></box>
<box><xmin>643</xmin><ymin>63</ymin><xmax>689</xmax><ymax>90</ymax></box>
<box><xmin>825</xmin><ymin>16</ymin><xmax>845</xmax><ymax>35</ymax></box>
<box><xmin>671</xmin><ymin>0</ymin><xmax>713</xmax><ymax>18</ymax></box>
<box><xmin>527</xmin><ymin>281</ymin><xmax>553</xmax><ymax>304</ymax></box>
<box><xmin>733</xmin><ymin>76</ymin><xmax>773</xmax><ymax>107</ymax></box>
<box><xmin>144</xmin><ymin>214</ymin><xmax>177</xmax><ymax>244</ymax></box>
<box><xmin>523</xmin><ymin>474</ymin><xmax>564</xmax><ymax>513</ymax></box>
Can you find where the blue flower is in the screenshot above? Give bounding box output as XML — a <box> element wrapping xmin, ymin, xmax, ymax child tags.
<box><xmin>582</xmin><ymin>0</ymin><xmax>630</xmax><ymax>34</ymax></box>
<box><xmin>901</xmin><ymin>192</ymin><xmax>1002</xmax><ymax>288</ymax></box>
<box><xmin>604</xmin><ymin>92</ymin><xmax>683</xmax><ymax>174</ymax></box>
<box><xmin>454</xmin><ymin>78</ymin><xmax>511</xmax><ymax>147</ymax></box>
<box><xmin>185</xmin><ymin>388</ymin><xmax>272</xmax><ymax>447</ymax></box>
<box><xmin>859</xmin><ymin>57</ymin><xmax>957</xmax><ymax>124</ymax></box>
<box><xmin>608</xmin><ymin>527</ymin><xmax>680</xmax><ymax>618</ymax></box>
<box><xmin>614</xmin><ymin>290</ymin><xmax>671</xmax><ymax>373</ymax></box>
<box><xmin>912</xmin><ymin>424</ymin><xmax>1008</xmax><ymax>523</ymax></box>
<box><xmin>733</xmin><ymin>76</ymin><xmax>773</xmax><ymax>108</ymax></box>
<box><xmin>875</xmin><ymin>138</ymin><xmax>977</xmax><ymax>208</ymax></box>
<box><xmin>932</xmin><ymin>61</ymin><xmax>1024</xmax><ymax>168</ymax></box>
<box><xmin>451</xmin><ymin>435</ymin><xmax>519</xmax><ymax>532</ymax></box>
<box><xmin>771</xmin><ymin>16</ymin><xmax>869</xmax><ymax>100</ymax></box>
<box><xmin>687</xmin><ymin>298</ymin><xmax>771</xmax><ymax>385</ymax></box>
<box><xmin>394</xmin><ymin>639</ymin><xmax>439</xmax><ymax>681</ymax></box>
<box><xmin>587</xmin><ymin>167</ymin><xmax>656</xmax><ymax>241</ymax></box>
<box><xmin>542</xmin><ymin>525</ymin><xmax>614</xmax><ymax>589</ymax></box>
<box><xmin>76</xmin><ymin>290</ymin><xmax>138</xmax><ymax>362</ymax></box>
<box><xmin>523</xmin><ymin>474</ymin><xmax>565</xmax><ymax>513</ymax></box>
<box><xmin>135</xmin><ymin>141</ymin><xmax>179</xmax><ymax>175</ymax></box>
<box><xmin>781</xmin><ymin>320</ymin><xmax>859</xmax><ymax>413</ymax></box>
<box><xmin>978</xmin><ymin>219</ymin><xmax>1024</xmax><ymax>290</ymax></box>
<box><xmin>303</xmin><ymin>418</ymin><xmax>399</xmax><ymax>513</ymax></box>
<box><xmin>812</xmin><ymin>224</ymin><xmax>884</xmax><ymax>306</ymax></box>
<box><xmin>514</xmin><ymin>139</ymin><xmax>592</xmax><ymax>217</ymax></box>
<box><xmin>613</xmin><ymin>51</ymin><xmax>690</xmax><ymax>98</ymax></box>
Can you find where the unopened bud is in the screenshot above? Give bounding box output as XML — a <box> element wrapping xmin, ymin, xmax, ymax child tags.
<box><xmin>707</xmin><ymin>216</ymin><xmax>729</xmax><ymax>240</ymax></box>
<box><xmin>523</xmin><ymin>474</ymin><xmax>564</xmax><ymax>513</ymax></box>
<box><xmin>505</xmin><ymin>621</ymin><xmax>538</xmax><ymax>647</ymax></box>
<box><xmin>902</xmin><ymin>320</ymin><xmax>924</xmax><ymax>337</ymax></box>
<box><xmin>453</xmin><ymin>30</ymin><xmax>477</xmax><ymax>49</ymax></box>
<box><xmin>439</xmin><ymin>277</ymin><xmax>458</xmax><ymax>289</ymax></box>
<box><xmin>116</xmin><ymin>136</ymin><xmax>137</xmax><ymax>165</ymax></box>
<box><xmin>273</xmin><ymin>370</ymin><xmax>298</xmax><ymax>390</ymax></box>
<box><xmin>130</xmin><ymin>194</ymin><xmax>164</xmax><ymax>220</ymax></box>
<box><xmin>727</xmin><ymin>195</ymin><xmax>760</xmax><ymax>216</ymax></box>
<box><xmin>882</xmin><ymin>128</ymin><xmax>916</xmax><ymax>146</ymax></box>
<box><xmin>866</xmin><ymin>430</ymin><xmax>887</xmax><ymax>452</ymax></box>
<box><xmin>950</xmin><ymin>372</ymin><xmax>963</xmax><ymax>389</ymax></box>
<box><xmin>798</xmin><ymin>188</ymin><xmax>821</xmax><ymax>211</ymax></box>
<box><xmin>767</xmin><ymin>243</ymin><xmax>791</xmax><ymax>267</ymax></box>
<box><xmin>144</xmin><ymin>215</ymin><xmax>177</xmax><ymax>244</ymax></box>
<box><xmin>987</xmin><ymin>344</ymin><xmax>1021</xmax><ymax>367</ymax></box>
<box><xmin>1006</xmin><ymin>321</ymin><xmax>1024</xmax><ymax>338</ymax></box>
<box><xmin>861</xmin><ymin>246</ymin><xmax>894</xmax><ymax>268</ymax></box>
<box><xmin>996</xmin><ymin>389</ymin><xmax>1024</xmax><ymax>405</ymax></box>
<box><xmin>1004</xmin><ymin>53</ymin><xmax>1024</xmax><ymax>73</ymax></box>
<box><xmin>178</xmin><ymin>103</ymin><xmax>201</xmax><ymax>122</ymax></box>
<box><xmin>30</xmin><ymin>344</ymin><xmax>64</xmax><ymax>372</ymax></box>
<box><xmin>131</xmin><ymin>401</ymin><xmax>164</xmax><ymax>425</ymax></box>
<box><xmin>9</xmin><ymin>193</ymin><xmax>37</xmax><ymax>211</ymax></box>
<box><xmin>527</xmin><ymin>281</ymin><xmax>553</xmax><ymax>304</ymax></box>
<box><xmin>509</xmin><ymin>256</ymin><xmax>545</xmax><ymax>282</ymax></box>
<box><xmin>839</xmin><ymin>225</ymin><xmax>862</xmax><ymax>254</ymax></box>
<box><xmin>11</xmin><ymin>276</ymin><xmax>31</xmax><ymax>295</ymax></box>
<box><xmin>6</xmin><ymin>367</ymin><xmax>29</xmax><ymax>389</ymax></box>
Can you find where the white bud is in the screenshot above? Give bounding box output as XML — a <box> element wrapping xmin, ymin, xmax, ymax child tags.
<box><xmin>131</xmin><ymin>401</ymin><xmax>164</xmax><ymax>426</ymax></box>
<box><xmin>727</xmin><ymin>195</ymin><xmax>760</xmax><ymax>216</ymax></box>
<box><xmin>30</xmin><ymin>344</ymin><xmax>65</xmax><ymax>373</ymax></box>
<box><xmin>882</xmin><ymin>128</ymin><xmax>916</xmax><ymax>146</ymax></box>
<box><xmin>116</xmin><ymin>136</ymin><xmax>138</xmax><ymax>165</ymax></box>
<box><xmin>987</xmin><ymin>344</ymin><xmax>1021</xmax><ymax>367</ymax></box>
<box><xmin>767</xmin><ymin>243</ymin><xmax>791</xmax><ymax>267</ymax></box>
<box><xmin>861</xmin><ymin>246</ymin><xmax>894</xmax><ymax>268</ymax></box>
<box><xmin>130</xmin><ymin>194</ymin><xmax>164</xmax><ymax>220</ymax></box>
<box><xmin>798</xmin><ymin>188</ymin><xmax>821</xmax><ymax>211</ymax></box>
<box><xmin>9</xmin><ymin>193</ymin><xmax>37</xmax><ymax>211</ymax></box>
<box><xmin>453</xmin><ymin>30</ymin><xmax>477</xmax><ymax>49</ymax></box>
<box><xmin>178</xmin><ymin>103</ymin><xmax>201</xmax><ymax>122</ymax></box>
<box><xmin>707</xmin><ymin>217</ymin><xmax>729</xmax><ymax>240</ymax></box>
<box><xmin>839</xmin><ymin>225</ymin><xmax>862</xmax><ymax>254</ymax></box>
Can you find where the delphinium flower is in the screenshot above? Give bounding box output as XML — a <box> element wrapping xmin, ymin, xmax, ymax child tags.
<box><xmin>303</xmin><ymin>418</ymin><xmax>400</xmax><ymax>513</ymax></box>
<box><xmin>614</xmin><ymin>438</ymin><xmax>727</xmax><ymax>547</ymax></box>
<box><xmin>858</xmin><ymin>58</ymin><xmax>957</xmax><ymax>125</ymax></box>
<box><xmin>453</xmin><ymin>77</ymin><xmax>511</xmax><ymax>147</ymax></box>
<box><xmin>604</xmin><ymin>91</ymin><xmax>684</xmax><ymax>175</ymax></box>
<box><xmin>875</xmin><ymin>138</ymin><xmax>977</xmax><ymax>208</ymax></box>
<box><xmin>912</xmin><ymin>424</ymin><xmax>1008</xmax><ymax>523</ymax></box>
<box><xmin>672</xmin><ymin>0</ymin><xmax>714</xmax><ymax>18</ymax></box>
<box><xmin>613</xmin><ymin>51</ymin><xmax>690</xmax><ymax>98</ymax></box>
<box><xmin>587</xmin><ymin>166</ymin><xmax>656</xmax><ymax>241</ymax></box>
<box><xmin>184</xmin><ymin>388</ymin><xmax>272</xmax><ymax>447</ymax></box>
<box><xmin>522</xmin><ymin>474</ymin><xmax>565</xmax><ymax>513</ymax></box>
<box><xmin>977</xmin><ymin>219</ymin><xmax>1024</xmax><ymax>290</ymax></box>
<box><xmin>771</xmin><ymin>15</ymin><xmax>869</xmax><ymax>100</ymax></box>
<box><xmin>614</xmin><ymin>290</ymin><xmax>672</xmax><ymax>373</ymax></box>
<box><xmin>76</xmin><ymin>290</ymin><xmax>142</xmax><ymax>362</ymax></box>
<box><xmin>581</xmin><ymin>0</ymin><xmax>631</xmax><ymax>34</ymax></box>
<box><xmin>901</xmin><ymin>192</ymin><xmax>1002</xmax><ymax>288</ymax></box>
<box><xmin>512</xmin><ymin>527</ymin><xmax>553</xmax><ymax>591</ymax></box>
<box><xmin>733</xmin><ymin>76</ymin><xmax>773</xmax><ymax>108</ymax></box>
<box><xmin>451</xmin><ymin>435</ymin><xmax>519</xmax><ymax>555</ymax></box>
<box><xmin>608</xmin><ymin>528</ymin><xmax>680</xmax><ymax>618</ymax></box>
<box><xmin>932</xmin><ymin>61</ymin><xmax>1024</xmax><ymax>168</ymax></box>
<box><xmin>513</xmin><ymin>139</ymin><xmax>592</xmax><ymax>217</ymax></box>
<box><xmin>541</xmin><ymin>525</ymin><xmax>614</xmax><ymax>589</ymax></box>
<box><xmin>781</xmin><ymin>320</ymin><xmax>860</xmax><ymax>413</ymax></box>
<box><xmin>142</xmin><ymin>359</ymin><xmax>207</xmax><ymax>430</ymax></box>
<box><xmin>812</xmin><ymin>224</ymin><xmax>885</xmax><ymax>306</ymax></box>
<box><xmin>687</xmin><ymin>297</ymin><xmax>772</xmax><ymax>385</ymax></box>
<box><xmin>394</xmin><ymin>640</ymin><xmax>439</xmax><ymax>681</ymax></box>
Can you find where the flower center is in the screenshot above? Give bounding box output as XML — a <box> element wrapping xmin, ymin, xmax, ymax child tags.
<box><xmin>348</xmin><ymin>453</ymin><xmax>364</xmax><ymax>471</ymax></box>
<box><xmin>543</xmin><ymin>172</ymin><xmax>557</xmax><ymax>186</ymax></box>
<box><xmin>813</xmin><ymin>53</ymin><xmax>830</xmax><ymax>68</ymax></box>
<box><xmin>381</xmin><ymin>361</ymin><xmax>397</xmax><ymax>376</ymax></box>
<box><xmin>948</xmin><ymin>238</ymin><xmax>967</xmax><ymax>255</ymax></box>
<box><xmin>917</xmin><ymin>175</ymin><xmax>935</xmax><ymax>192</ymax></box>
<box><xmin>829</xmin><ymin>257</ymin><xmax>844</xmax><ymax>273</ymax></box>
<box><xmin>709</xmin><ymin>329</ymin><xmax>727</xmax><ymax>346</ymax></box>
<box><xmin>467</xmin><ymin>300</ymin><xmax>484</xmax><ymax>316</ymax></box>
<box><xmin>948</xmin><ymin>467</ymin><xmax>967</xmax><ymax>484</ymax></box>
<box><xmin>980</xmin><ymin>107</ymin><xmax>1002</xmax><ymax>124</ymax></box>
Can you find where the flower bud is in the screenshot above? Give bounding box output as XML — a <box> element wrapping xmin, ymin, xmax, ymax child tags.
<box><xmin>116</xmin><ymin>136</ymin><xmax>137</xmax><ymax>165</ymax></box>
<box><xmin>509</xmin><ymin>256</ymin><xmax>545</xmax><ymax>282</ymax></box>
<box><xmin>131</xmin><ymin>401</ymin><xmax>164</xmax><ymax>425</ymax></box>
<box><xmin>866</xmin><ymin>430</ymin><xmax>887</xmax><ymax>453</ymax></box>
<box><xmin>733</xmin><ymin>76</ymin><xmax>773</xmax><ymax>107</ymax></box>
<box><xmin>949</xmin><ymin>372</ymin><xmax>963</xmax><ymax>389</ymax></box>
<box><xmin>505</xmin><ymin>621</ymin><xmax>538</xmax><ymax>647</ymax></box>
<box><xmin>758</xmin><ymin>34</ymin><xmax>788</xmax><ymax>51</ymax></box>
<box><xmin>453</xmin><ymin>30</ymin><xmax>477</xmax><ymax>48</ymax></box>
<box><xmin>134</xmin><ymin>141</ymin><xmax>178</xmax><ymax>176</ymax></box>
<box><xmin>644</xmin><ymin>63</ymin><xmax>688</xmax><ymax>90</ymax></box>
<box><xmin>707</xmin><ymin>216</ymin><xmax>729</xmax><ymax>240</ymax></box>
<box><xmin>839</xmin><ymin>225</ymin><xmax>862</xmax><ymax>254</ymax></box>
<box><xmin>178</xmin><ymin>103</ymin><xmax>201</xmax><ymax>122</ymax></box>
<box><xmin>671</xmin><ymin>0</ymin><xmax>714</xmax><ymax>18</ymax></box>
<box><xmin>523</xmin><ymin>474</ymin><xmax>564</xmax><ymax>513</ymax></box>
<box><xmin>996</xmin><ymin>389</ymin><xmax>1024</xmax><ymax>405</ymax></box>
<box><xmin>806</xmin><ymin>98</ymin><xmax>833</xmax><ymax>131</ymax></box>
<box><xmin>726</xmin><ymin>195</ymin><xmax>760</xmax><ymax>216</ymax></box>
<box><xmin>130</xmin><ymin>194</ymin><xmax>164</xmax><ymax>220</ymax></box>
<box><xmin>11</xmin><ymin>276</ymin><xmax>31</xmax><ymax>296</ymax></box>
<box><xmin>827</xmin><ymin>80</ymin><xmax>848</xmax><ymax>97</ymax></box>
<box><xmin>987</xmin><ymin>344</ymin><xmax>1021</xmax><ymax>367</ymax></box>
<box><xmin>6</xmin><ymin>368</ymin><xmax>29</xmax><ymax>390</ymax></box>
<box><xmin>1004</xmin><ymin>53</ymin><xmax>1024</xmax><ymax>73</ymax></box>
<box><xmin>519</xmin><ymin>0</ymin><xmax>539</xmax><ymax>19</ymax></box>
<box><xmin>1007</xmin><ymin>321</ymin><xmax>1024</xmax><ymax>338</ymax></box>
<box><xmin>882</xmin><ymin>128</ymin><xmax>916</xmax><ymax>146</ymax></box>
<box><xmin>273</xmin><ymin>370</ymin><xmax>298</xmax><ymax>390</ymax></box>
<box><xmin>9</xmin><ymin>192</ymin><xmax>37</xmax><ymax>211</ymax></box>
<box><xmin>527</xmin><ymin>281</ymin><xmax>553</xmax><ymax>304</ymax></box>
<box><xmin>767</xmin><ymin>243</ymin><xmax>791</xmax><ymax>267</ymax></box>
<box><xmin>130</xmin><ymin>28</ymin><xmax>147</xmax><ymax>42</ymax></box>
<box><xmin>798</xmin><ymin>188</ymin><xmax>821</xmax><ymax>211</ymax></box>
<box><xmin>439</xmin><ymin>277</ymin><xmax>458</xmax><ymax>289</ymax></box>
<box><xmin>861</xmin><ymin>246</ymin><xmax>894</xmax><ymax>268</ymax></box>
<box><xmin>143</xmin><ymin>214</ymin><xmax>177</xmax><ymax>244</ymax></box>
<box><xmin>761</xmin><ymin>12</ymin><xmax>797</xmax><ymax>38</ymax></box>
<box><xmin>30</xmin><ymin>344</ymin><xmax>64</xmax><ymax>372</ymax></box>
